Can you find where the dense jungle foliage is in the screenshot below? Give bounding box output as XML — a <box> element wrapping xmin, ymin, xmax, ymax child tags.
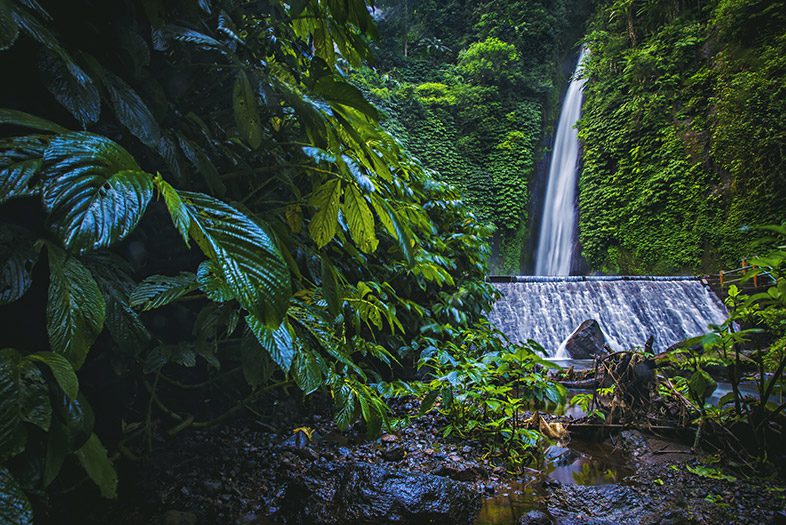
<box><xmin>349</xmin><ymin>0</ymin><xmax>594</xmax><ymax>273</ymax></box>
<box><xmin>578</xmin><ymin>0</ymin><xmax>786</xmax><ymax>274</ymax></box>
<box><xmin>0</xmin><ymin>0</ymin><xmax>569</xmax><ymax>520</ymax></box>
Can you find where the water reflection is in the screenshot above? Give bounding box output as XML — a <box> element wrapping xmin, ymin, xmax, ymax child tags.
<box><xmin>474</xmin><ymin>441</ymin><xmax>631</xmax><ymax>525</ymax></box>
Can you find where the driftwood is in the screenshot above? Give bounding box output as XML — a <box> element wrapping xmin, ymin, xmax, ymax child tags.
<box><xmin>558</xmin><ymin>378</ymin><xmax>599</xmax><ymax>389</ymax></box>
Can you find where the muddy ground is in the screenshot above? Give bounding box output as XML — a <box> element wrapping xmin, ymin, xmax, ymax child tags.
<box><xmin>38</xmin><ymin>396</ymin><xmax>786</xmax><ymax>525</ymax></box>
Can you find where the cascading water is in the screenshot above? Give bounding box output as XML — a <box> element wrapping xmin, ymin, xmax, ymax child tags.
<box><xmin>488</xmin><ymin>277</ymin><xmax>729</xmax><ymax>357</ymax></box>
<box><xmin>535</xmin><ymin>48</ymin><xmax>587</xmax><ymax>276</ymax></box>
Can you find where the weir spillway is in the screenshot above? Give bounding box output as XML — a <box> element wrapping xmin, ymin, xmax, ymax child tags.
<box><xmin>487</xmin><ymin>276</ymin><xmax>729</xmax><ymax>357</ymax></box>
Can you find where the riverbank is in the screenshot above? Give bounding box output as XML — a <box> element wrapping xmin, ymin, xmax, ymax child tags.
<box><xmin>39</xmin><ymin>394</ymin><xmax>786</xmax><ymax>525</ymax></box>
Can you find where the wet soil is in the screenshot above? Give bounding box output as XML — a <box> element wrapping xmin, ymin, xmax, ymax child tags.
<box><xmin>40</xmin><ymin>396</ymin><xmax>786</xmax><ymax>525</ymax></box>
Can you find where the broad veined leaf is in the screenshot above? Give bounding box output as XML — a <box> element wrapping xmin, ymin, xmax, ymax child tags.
<box><xmin>154</xmin><ymin>175</ymin><xmax>190</xmax><ymax>244</ymax></box>
<box><xmin>340</xmin><ymin>154</ymin><xmax>374</xmax><ymax>193</ymax></box>
<box><xmin>27</xmin><ymin>352</ymin><xmax>77</xmax><ymax>400</ymax></box>
<box><xmin>38</xmin><ymin>50</ymin><xmax>101</xmax><ymax>128</ymax></box>
<box><xmin>313</xmin><ymin>77</ymin><xmax>379</xmax><ymax>120</ymax></box>
<box><xmin>0</xmin><ymin>135</ymin><xmax>48</xmax><ymax>204</ymax></box>
<box><xmin>167</xmin><ymin>190</ymin><xmax>291</xmax><ymax>326</ymax></box>
<box><xmin>101</xmin><ymin>68</ymin><xmax>161</xmax><ymax>148</ymax></box>
<box><xmin>46</xmin><ymin>245</ymin><xmax>106</xmax><ymax>368</ymax></box>
<box><xmin>688</xmin><ymin>369</ymin><xmax>717</xmax><ymax>405</ymax></box>
<box><xmin>343</xmin><ymin>184</ymin><xmax>378</xmax><ymax>253</ymax></box>
<box><xmin>163</xmin><ymin>25</ymin><xmax>223</xmax><ymax>51</ymax></box>
<box><xmin>233</xmin><ymin>70</ymin><xmax>262</xmax><ymax>149</ymax></box>
<box><xmin>0</xmin><ymin>109</ymin><xmax>67</xmax><ymax>134</ymax></box>
<box><xmin>245</xmin><ymin>314</ymin><xmax>295</xmax><ymax>373</ymax></box>
<box><xmin>18</xmin><ymin>359</ymin><xmax>51</xmax><ymax>431</ymax></box>
<box><xmin>44</xmin><ymin>391</ymin><xmax>94</xmax><ymax>486</ymax></box>
<box><xmin>308</xmin><ymin>179</ymin><xmax>342</xmax><ymax>248</ymax></box>
<box><xmin>0</xmin><ymin>225</ymin><xmax>39</xmax><ymax>305</ymax></box>
<box><xmin>370</xmin><ymin>194</ymin><xmax>414</xmax><ymax>265</ymax></box>
<box><xmin>0</xmin><ymin>0</ymin><xmax>19</xmax><ymax>51</ymax></box>
<box><xmin>75</xmin><ymin>433</ymin><xmax>117</xmax><ymax>499</ymax></box>
<box><xmin>292</xmin><ymin>348</ymin><xmax>323</xmax><ymax>395</ymax></box>
<box><xmin>240</xmin><ymin>335</ymin><xmax>274</xmax><ymax>387</ymax></box>
<box><xmin>84</xmin><ymin>253</ymin><xmax>150</xmax><ymax>355</ymax></box>
<box><xmin>143</xmin><ymin>343</ymin><xmax>197</xmax><ymax>373</ymax></box>
<box><xmin>176</xmin><ymin>134</ymin><xmax>225</xmax><ymax>196</ymax></box>
<box><xmin>197</xmin><ymin>260</ymin><xmax>235</xmax><ymax>302</ymax></box>
<box><xmin>42</xmin><ymin>132</ymin><xmax>154</xmax><ymax>252</ymax></box>
<box><xmin>130</xmin><ymin>273</ymin><xmax>198</xmax><ymax>311</ymax></box>
<box><xmin>0</xmin><ymin>349</ymin><xmax>27</xmax><ymax>461</ymax></box>
<box><xmin>0</xmin><ymin>467</ymin><xmax>33</xmax><ymax>525</ymax></box>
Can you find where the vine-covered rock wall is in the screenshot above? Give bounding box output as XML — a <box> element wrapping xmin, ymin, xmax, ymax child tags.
<box><xmin>578</xmin><ymin>0</ymin><xmax>786</xmax><ymax>274</ymax></box>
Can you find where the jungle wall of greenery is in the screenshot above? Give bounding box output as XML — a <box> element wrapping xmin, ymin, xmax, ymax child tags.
<box><xmin>0</xmin><ymin>0</ymin><xmax>556</xmax><ymax>520</ymax></box>
<box><xmin>578</xmin><ymin>0</ymin><xmax>786</xmax><ymax>274</ymax></box>
<box><xmin>352</xmin><ymin>0</ymin><xmax>595</xmax><ymax>273</ymax></box>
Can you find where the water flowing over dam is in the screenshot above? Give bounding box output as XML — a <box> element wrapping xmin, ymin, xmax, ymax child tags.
<box><xmin>535</xmin><ymin>48</ymin><xmax>587</xmax><ymax>276</ymax></box>
<box><xmin>488</xmin><ymin>276</ymin><xmax>729</xmax><ymax>357</ymax></box>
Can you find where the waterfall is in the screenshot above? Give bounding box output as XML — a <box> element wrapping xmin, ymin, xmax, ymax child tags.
<box><xmin>488</xmin><ymin>277</ymin><xmax>728</xmax><ymax>357</ymax></box>
<box><xmin>535</xmin><ymin>48</ymin><xmax>587</xmax><ymax>276</ymax></box>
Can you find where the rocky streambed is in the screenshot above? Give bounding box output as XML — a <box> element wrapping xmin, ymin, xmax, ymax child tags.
<box><xmin>40</xmin><ymin>396</ymin><xmax>786</xmax><ymax>525</ymax></box>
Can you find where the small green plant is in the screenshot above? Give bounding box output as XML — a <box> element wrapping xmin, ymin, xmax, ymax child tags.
<box><xmin>388</xmin><ymin>323</ymin><xmax>565</xmax><ymax>469</ymax></box>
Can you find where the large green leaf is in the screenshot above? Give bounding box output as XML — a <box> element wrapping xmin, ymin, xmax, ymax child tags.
<box><xmin>46</xmin><ymin>246</ymin><xmax>106</xmax><ymax>368</ymax></box>
<box><xmin>75</xmin><ymin>433</ymin><xmax>117</xmax><ymax>499</ymax></box>
<box><xmin>233</xmin><ymin>70</ymin><xmax>262</xmax><ymax>149</ymax></box>
<box><xmin>370</xmin><ymin>194</ymin><xmax>414</xmax><ymax>265</ymax></box>
<box><xmin>0</xmin><ymin>135</ymin><xmax>48</xmax><ymax>204</ymax></box>
<box><xmin>0</xmin><ymin>467</ymin><xmax>33</xmax><ymax>525</ymax></box>
<box><xmin>158</xmin><ymin>184</ymin><xmax>291</xmax><ymax>326</ymax></box>
<box><xmin>308</xmin><ymin>179</ymin><xmax>342</xmax><ymax>248</ymax></box>
<box><xmin>343</xmin><ymin>184</ymin><xmax>377</xmax><ymax>253</ymax></box>
<box><xmin>42</xmin><ymin>132</ymin><xmax>153</xmax><ymax>252</ymax></box>
<box><xmin>38</xmin><ymin>50</ymin><xmax>101</xmax><ymax>129</ymax></box>
<box><xmin>0</xmin><ymin>349</ymin><xmax>26</xmax><ymax>462</ymax></box>
<box><xmin>17</xmin><ymin>359</ymin><xmax>51</xmax><ymax>431</ymax></box>
<box><xmin>101</xmin><ymin>69</ymin><xmax>161</xmax><ymax>148</ymax></box>
<box><xmin>0</xmin><ymin>0</ymin><xmax>19</xmax><ymax>51</ymax></box>
<box><xmin>0</xmin><ymin>109</ymin><xmax>67</xmax><ymax>134</ymax></box>
<box><xmin>84</xmin><ymin>253</ymin><xmax>150</xmax><ymax>355</ymax></box>
<box><xmin>129</xmin><ymin>272</ymin><xmax>197</xmax><ymax>312</ymax></box>
<box><xmin>197</xmin><ymin>260</ymin><xmax>235</xmax><ymax>303</ymax></box>
<box><xmin>293</xmin><ymin>349</ymin><xmax>323</xmax><ymax>395</ymax></box>
<box><xmin>154</xmin><ymin>174</ymin><xmax>190</xmax><ymax>244</ymax></box>
<box><xmin>688</xmin><ymin>369</ymin><xmax>717</xmax><ymax>405</ymax></box>
<box><xmin>240</xmin><ymin>335</ymin><xmax>274</xmax><ymax>388</ymax></box>
<box><xmin>0</xmin><ymin>225</ymin><xmax>39</xmax><ymax>305</ymax></box>
<box><xmin>27</xmin><ymin>352</ymin><xmax>78</xmax><ymax>400</ymax></box>
<box><xmin>245</xmin><ymin>315</ymin><xmax>295</xmax><ymax>373</ymax></box>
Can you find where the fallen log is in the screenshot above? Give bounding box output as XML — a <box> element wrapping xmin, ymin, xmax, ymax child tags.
<box><xmin>558</xmin><ymin>378</ymin><xmax>599</xmax><ymax>389</ymax></box>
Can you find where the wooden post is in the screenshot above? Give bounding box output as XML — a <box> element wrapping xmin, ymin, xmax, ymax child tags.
<box><xmin>719</xmin><ymin>270</ymin><xmax>725</xmax><ymax>288</ymax></box>
<box><xmin>742</xmin><ymin>258</ymin><xmax>747</xmax><ymax>275</ymax></box>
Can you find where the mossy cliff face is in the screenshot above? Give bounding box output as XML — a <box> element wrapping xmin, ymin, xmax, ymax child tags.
<box><xmin>578</xmin><ymin>0</ymin><xmax>786</xmax><ymax>275</ymax></box>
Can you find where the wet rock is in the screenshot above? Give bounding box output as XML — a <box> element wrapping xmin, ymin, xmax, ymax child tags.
<box><xmin>563</xmin><ymin>320</ymin><xmax>607</xmax><ymax>359</ymax></box>
<box><xmin>518</xmin><ymin>509</ymin><xmax>551</xmax><ymax>524</ymax></box>
<box><xmin>615</xmin><ymin>430</ymin><xmax>650</xmax><ymax>461</ymax></box>
<box><xmin>547</xmin><ymin>483</ymin><xmax>653</xmax><ymax>525</ymax></box>
<box><xmin>545</xmin><ymin>445</ymin><xmax>580</xmax><ymax>467</ymax></box>
<box><xmin>280</xmin><ymin>461</ymin><xmax>481</xmax><ymax>525</ymax></box>
<box><xmin>433</xmin><ymin>461</ymin><xmax>485</xmax><ymax>482</ymax></box>
<box><xmin>382</xmin><ymin>445</ymin><xmax>405</xmax><ymax>462</ymax></box>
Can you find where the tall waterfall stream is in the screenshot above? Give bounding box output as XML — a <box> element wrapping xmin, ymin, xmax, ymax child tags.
<box><xmin>534</xmin><ymin>48</ymin><xmax>587</xmax><ymax>276</ymax></box>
